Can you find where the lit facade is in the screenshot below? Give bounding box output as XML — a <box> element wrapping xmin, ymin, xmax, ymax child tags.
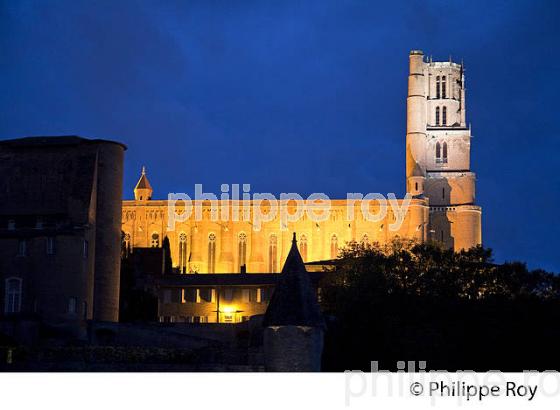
<box><xmin>122</xmin><ymin>51</ymin><xmax>482</xmax><ymax>274</ymax></box>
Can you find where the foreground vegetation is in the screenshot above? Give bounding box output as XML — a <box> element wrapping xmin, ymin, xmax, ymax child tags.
<box><xmin>321</xmin><ymin>239</ymin><xmax>560</xmax><ymax>371</ymax></box>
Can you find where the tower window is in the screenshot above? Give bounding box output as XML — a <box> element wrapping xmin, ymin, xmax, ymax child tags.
<box><xmin>17</xmin><ymin>239</ymin><xmax>27</xmax><ymax>257</ymax></box>
<box><xmin>436</xmin><ymin>76</ymin><xmax>440</xmax><ymax>99</ymax></box>
<box><xmin>442</xmin><ymin>76</ymin><xmax>447</xmax><ymax>98</ymax></box>
<box><xmin>46</xmin><ymin>237</ymin><xmax>55</xmax><ymax>255</ymax></box>
<box><xmin>435</xmin><ymin>107</ymin><xmax>440</xmax><ymax>125</ymax></box>
<box><xmin>268</xmin><ymin>234</ymin><xmax>278</xmax><ymax>273</ymax></box>
<box><xmin>415</xmin><ymin>182</ymin><xmax>418</xmax><ymax>191</ymax></box>
<box><xmin>436</xmin><ymin>141</ymin><xmax>441</xmax><ymax>162</ymax></box>
<box><xmin>208</xmin><ymin>233</ymin><xmax>216</xmax><ymax>273</ymax></box>
<box><xmin>442</xmin><ymin>141</ymin><xmax>448</xmax><ymax>163</ymax></box>
<box><xmin>238</xmin><ymin>232</ymin><xmax>247</xmax><ymax>272</ymax></box>
<box><xmin>83</xmin><ymin>240</ymin><xmax>89</xmax><ymax>259</ymax></box>
<box><xmin>442</xmin><ymin>188</ymin><xmax>445</xmax><ymax>200</ymax></box>
<box><xmin>68</xmin><ymin>297</ymin><xmax>77</xmax><ymax>315</ymax></box>
<box><xmin>442</xmin><ymin>106</ymin><xmax>447</xmax><ymax>126</ymax></box>
<box><xmin>4</xmin><ymin>277</ymin><xmax>22</xmax><ymax>314</ymax></box>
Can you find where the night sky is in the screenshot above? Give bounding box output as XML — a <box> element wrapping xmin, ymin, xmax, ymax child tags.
<box><xmin>1</xmin><ymin>1</ymin><xmax>559</xmax><ymax>272</ymax></box>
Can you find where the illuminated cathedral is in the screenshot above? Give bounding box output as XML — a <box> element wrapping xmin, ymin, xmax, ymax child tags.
<box><xmin>122</xmin><ymin>50</ymin><xmax>482</xmax><ymax>274</ymax></box>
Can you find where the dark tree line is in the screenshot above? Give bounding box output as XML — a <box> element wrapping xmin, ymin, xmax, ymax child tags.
<box><xmin>320</xmin><ymin>239</ymin><xmax>560</xmax><ymax>371</ymax></box>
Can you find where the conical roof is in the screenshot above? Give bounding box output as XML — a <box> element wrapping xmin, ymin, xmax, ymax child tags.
<box><xmin>263</xmin><ymin>233</ymin><xmax>325</xmax><ymax>328</ymax></box>
<box><xmin>135</xmin><ymin>166</ymin><xmax>152</xmax><ymax>190</ymax></box>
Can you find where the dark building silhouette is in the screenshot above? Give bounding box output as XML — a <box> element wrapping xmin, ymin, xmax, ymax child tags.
<box><xmin>262</xmin><ymin>233</ymin><xmax>325</xmax><ymax>371</ymax></box>
<box><xmin>0</xmin><ymin>136</ymin><xmax>126</xmax><ymax>340</ymax></box>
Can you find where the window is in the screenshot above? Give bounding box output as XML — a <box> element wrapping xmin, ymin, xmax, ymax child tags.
<box><xmin>178</xmin><ymin>232</ymin><xmax>187</xmax><ymax>273</ymax></box>
<box><xmin>238</xmin><ymin>232</ymin><xmax>247</xmax><ymax>272</ymax></box>
<box><xmin>123</xmin><ymin>232</ymin><xmax>131</xmax><ymax>256</ymax></box>
<box><xmin>242</xmin><ymin>289</ymin><xmax>259</xmax><ymax>303</ymax></box>
<box><xmin>163</xmin><ymin>289</ymin><xmax>172</xmax><ymax>304</ymax></box>
<box><xmin>435</xmin><ymin>107</ymin><xmax>440</xmax><ymax>126</ymax></box>
<box><xmin>442</xmin><ymin>76</ymin><xmax>447</xmax><ymax>98</ymax></box>
<box><xmin>208</xmin><ymin>233</ymin><xmax>216</xmax><ymax>273</ymax></box>
<box><xmin>182</xmin><ymin>288</ymin><xmax>197</xmax><ymax>303</ymax></box>
<box><xmin>224</xmin><ymin>289</ymin><xmax>233</xmax><ymax>302</ymax></box>
<box><xmin>436</xmin><ymin>141</ymin><xmax>441</xmax><ymax>162</ymax></box>
<box><xmin>442</xmin><ymin>188</ymin><xmax>445</xmax><ymax>200</ymax></box>
<box><xmin>436</xmin><ymin>76</ymin><xmax>440</xmax><ymax>99</ymax></box>
<box><xmin>46</xmin><ymin>237</ymin><xmax>55</xmax><ymax>255</ymax></box>
<box><xmin>330</xmin><ymin>234</ymin><xmax>338</xmax><ymax>259</ymax></box>
<box><xmin>83</xmin><ymin>301</ymin><xmax>88</xmax><ymax>320</ymax></box>
<box><xmin>299</xmin><ymin>234</ymin><xmax>308</xmax><ymax>262</ymax></box>
<box><xmin>83</xmin><ymin>240</ymin><xmax>89</xmax><ymax>259</ymax></box>
<box><xmin>442</xmin><ymin>141</ymin><xmax>448</xmax><ymax>163</ymax></box>
<box><xmin>17</xmin><ymin>239</ymin><xmax>27</xmax><ymax>257</ymax></box>
<box><xmin>261</xmin><ymin>287</ymin><xmax>273</xmax><ymax>302</ymax></box>
<box><xmin>199</xmin><ymin>288</ymin><xmax>214</xmax><ymax>303</ymax></box>
<box><xmin>268</xmin><ymin>234</ymin><xmax>277</xmax><ymax>273</ymax></box>
<box><xmin>442</xmin><ymin>106</ymin><xmax>447</xmax><ymax>126</ymax></box>
<box><xmin>4</xmin><ymin>278</ymin><xmax>22</xmax><ymax>314</ymax></box>
<box><xmin>361</xmin><ymin>234</ymin><xmax>369</xmax><ymax>245</ymax></box>
<box><xmin>7</xmin><ymin>219</ymin><xmax>15</xmax><ymax>230</ymax></box>
<box><xmin>151</xmin><ymin>232</ymin><xmax>160</xmax><ymax>247</ymax></box>
<box><xmin>68</xmin><ymin>297</ymin><xmax>77</xmax><ymax>314</ymax></box>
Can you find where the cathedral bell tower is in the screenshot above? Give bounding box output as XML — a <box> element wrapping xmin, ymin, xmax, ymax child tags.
<box><xmin>134</xmin><ymin>166</ymin><xmax>153</xmax><ymax>201</ymax></box>
<box><xmin>405</xmin><ymin>50</ymin><xmax>482</xmax><ymax>250</ymax></box>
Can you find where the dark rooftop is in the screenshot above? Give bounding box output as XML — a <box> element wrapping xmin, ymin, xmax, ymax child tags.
<box><xmin>262</xmin><ymin>233</ymin><xmax>325</xmax><ymax>328</ymax></box>
<box><xmin>0</xmin><ymin>135</ymin><xmax>127</xmax><ymax>150</ymax></box>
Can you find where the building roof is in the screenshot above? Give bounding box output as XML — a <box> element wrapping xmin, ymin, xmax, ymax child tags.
<box><xmin>262</xmin><ymin>233</ymin><xmax>325</xmax><ymax>328</ymax></box>
<box><xmin>135</xmin><ymin>166</ymin><xmax>153</xmax><ymax>190</ymax></box>
<box><xmin>0</xmin><ymin>135</ymin><xmax>127</xmax><ymax>150</ymax></box>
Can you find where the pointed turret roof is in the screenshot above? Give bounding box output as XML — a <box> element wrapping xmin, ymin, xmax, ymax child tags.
<box><xmin>135</xmin><ymin>166</ymin><xmax>152</xmax><ymax>190</ymax></box>
<box><xmin>263</xmin><ymin>233</ymin><xmax>325</xmax><ymax>328</ymax></box>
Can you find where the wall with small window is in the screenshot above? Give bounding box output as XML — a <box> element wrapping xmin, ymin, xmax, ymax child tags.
<box><xmin>158</xmin><ymin>285</ymin><xmax>274</xmax><ymax>323</ymax></box>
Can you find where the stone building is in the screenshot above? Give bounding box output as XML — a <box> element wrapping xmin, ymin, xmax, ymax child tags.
<box><xmin>406</xmin><ymin>50</ymin><xmax>482</xmax><ymax>250</ymax></box>
<box><xmin>0</xmin><ymin>136</ymin><xmax>126</xmax><ymax>338</ymax></box>
<box><xmin>121</xmin><ymin>51</ymin><xmax>482</xmax><ymax>274</ymax></box>
<box><xmin>155</xmin><ymin>269</ymin><xmax>325</xmax><ymax>324</ymax></box>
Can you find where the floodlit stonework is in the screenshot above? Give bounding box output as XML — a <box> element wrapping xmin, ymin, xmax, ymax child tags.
<box><xmin>122</xmin><ymin>51</ymin><xmax>482</xmax><ymax>273</ymax></box>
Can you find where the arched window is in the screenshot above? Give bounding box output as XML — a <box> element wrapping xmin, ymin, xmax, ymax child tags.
<box><xmin>299</xmin><ymin>234</ymin><xmax>308</xmax><ymax>262</ymax></box>
<box><xmin>151</xmin><ymin>232</ymin><xmax>160</xmax><ymax>247</ymax></box>
<box><xmin>330</xmin><ymin>234</ymin><xmax>338</xmax><ymax>259</ymax></box>
<box><xmin>238</xmin><ymin>232</ymin><xmax>247</xmax><ymax>272</ymax></box>
<box><xmin>442</xmin><ymin>106</ymin><xmax>447</xmax><ymax>126</ymax></box>
<box><xmin>436</xmin><ymin>76</ymin><xmax>440</xmax><ymax>99</ymax></box>
<box><xmin>178</xmin><ymin>232</ymin><xmax>187</xmax><ymax>273</ymax></box>
<box><xmin>442</xmin><ymin>76</ymin><xmax>447</xmax><ymax>98</ymax></box>
<box><xmin>4</xmin><ymin>277</ymin><xmax>22</xmax><ymax>314</ymax></box>
<box><xmin>436</xmin><ymin>141</ymin><xmax>441</xmax><ymax>162</ymax></box>
<box><xmin>268</xmin><ymin>234</ymin><xmax>278</xmax><ymax>273</ymax></box>
<box><xmin>208</xmin><ymin>233</ymin><xmax>216</xmax><ymax>273</ymax></box>
<box><xmin>435</xmin><ymin>107</ymin><xmax>440</xmax><ymax>125</ymax></box>
<box><xmin>442</xmin><ymin>141</ymin><xmax>448</xmax><ymax>163</ymax></box>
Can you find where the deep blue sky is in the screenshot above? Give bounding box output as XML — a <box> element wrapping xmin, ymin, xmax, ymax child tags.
<box><xmin>1</xmin><ymin>1</ymin><xmax>559</xmax><ymax>272</ymax></box>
